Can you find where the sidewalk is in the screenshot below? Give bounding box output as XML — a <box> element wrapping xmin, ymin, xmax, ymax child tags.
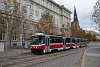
<box><xmin>0</xmin><ymin>48</ymin><xmax>31</xmax><ymax>57</ymax></box>
<box><xmin>81</xmin><ymin>45</ymin><xmax>100</xmax><ymax>67</ymax></box>
<box><xmin>0</xmin><ymin>49</ymin><xmax>31</xmax><ymax>67</ymax></box>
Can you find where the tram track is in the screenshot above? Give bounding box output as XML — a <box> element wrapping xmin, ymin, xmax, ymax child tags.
<box><xmin>13</xmin><ymin>48</ymin><xmax>86</xmax><ymax>67</ymax></box>
<box><xmin>0</xmin><ymin>47</ymin><xmax>88</xmax><ymax>67</ymax></box>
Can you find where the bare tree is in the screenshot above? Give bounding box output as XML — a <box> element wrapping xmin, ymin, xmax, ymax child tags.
<box><xmin>0</xmin><ymin>1</ymin><xmax>24</xmax><ymax>47</ymax></box>
<box><xmin>66</xmin><ymin>22</ymin><xmax>71</xmax><ymax>37</ymax></box>
<box><xmin>60</xmin><ymin>24</ymin><xmax>66</xmax><ymax>36</ymax></box>
<box><xmin>92</xmin><ymin>0</ymin><xmax>100</xmax><ymax>31</ymax></box>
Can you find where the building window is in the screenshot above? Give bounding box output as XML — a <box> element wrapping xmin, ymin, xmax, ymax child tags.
<box><xmin>0</xmin><ymin>32</ymin><xmax>5</xmax><ymax>40</ymax></box>
<box><xmin>1</xmin><ymin>17</ymin><xmax>6</xmax><ymax>25</ymax></box>
<box><xmin>41</xmin><ymin>0</ymin><xmax>43</xmax><ymax>5</ymax></box>
<box><xmin>49</xmin><ymin>3</ymin><xmax>51</xmax><ymax>9</ymax></box>
<box><xmin>39</xmin><ymin>0</ymin><xmax>42</xmax><ymax>4</ymax></box>
<box><xmin>14</xmin><ymin>0</ymin><xmax>19</xmax><ymax>3</ymax></box>
<box><xmin>9</xmin><ymin>6</ymin><xmax>14</xmax><ymax>13</ymax></box>
<box><xmin>22</xmin><ymin>11</ymin><xmax>27</xmax><ymax>18</ymax></box>
<box><xmin>13</xmin><ymin>7</ymin><xmax>18</xmax><ymax>14</ymax></box>
<box><xmin>0</xmin><ymin>2</ymin><xmax>6</xmax><ymax>11</ymax></box>
<box><xmin>53</xmin><ymin>6</ymin><xmax>55</xmax><ymax>11</ymax></box>
<box><xmin>41</xmin><ymin>8</ymin><xmax>44</xmax><ymax>14</ymax></box>
<box><xmin>35</xmin><ymin>11</ymin><xmax>39</xmax><ymax>20</ymax></box>
<box><xmin>13</xmin><ymin>33</ymin><xmax>17</xmax><ymax>41</ymax></box>
<box><xmin>30</xmin><ymin>24</ymin><xmax>33</xmax><ymax>30</ymax></box>
<box><xmin>23</xmin><ymin>0</ymin><xmax>27</xmax><ymax>6</ymax></box>
<box><xmin>56</xmin><ymin>8</ymin><xmax>58</xmax><ymax>12</ymax></box>
<box><xmin>44</xmin><ymin>0</ymin><xmax>46</xmax><ymax>6</ymax></box>
<box><xmin>29</xmin><ymin>13</ymin><xmax>34</xmax><ymax>19</ymax></box>
<box><xmin>29</xmin><ymin>3</ymin><xmax>33</xmax><ymax>9</ymax></box>
<box><xmin>23</xmin><ymin>22</ymin><xmax>26</xmax><ymax>29</ymax></box>
<box><xmin>57</xmin><ymin>9</ymin><xmax>59</xmax><ymax>13</ymax></box>
<box><xmin>35</xmin><ymin>5</ymin><xmax>39</xmax><ymax>11</ymax></box>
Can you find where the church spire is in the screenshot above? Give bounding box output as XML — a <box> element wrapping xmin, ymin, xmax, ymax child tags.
<box><xmin>74</xmin><ymin>6</ymin><xmax>78</xmax><ymax>22</ymax></box>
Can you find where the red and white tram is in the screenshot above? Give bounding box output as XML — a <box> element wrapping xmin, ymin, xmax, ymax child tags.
<box><xmin>83</xmin><ymin>39</ymin><xmax>88</xmax><ymax>46</ymax></box>
<box><xmin>30</xmin><ymin>33</ymin><xmax>88</xmax><ymax>54</ymax></box>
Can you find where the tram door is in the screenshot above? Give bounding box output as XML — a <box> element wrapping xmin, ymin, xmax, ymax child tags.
<box><xmin>79</xmin><ymin>38</ymin><xmax>81</xmax><ymax>47</ymax></box>
<box><xmin>45</xmin><ymin>36</ymin><xmax>50</xmax><ymax>53</ymax></box>
<box><xmin>75</xmin><ymin>38</ymin><xmax>78</xmax><ymax>48</ymax></box>
<box><xmin>63</xmin><ymin>37</ymin><xmax>66</xmax><ymax>50</ymax></box>
<box><xmin>70</xmin><ymin>37</ymin><xmax>72</xmax><ymax>48</ymax></box>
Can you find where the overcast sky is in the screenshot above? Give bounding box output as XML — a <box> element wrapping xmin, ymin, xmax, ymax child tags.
<box><xmin>53</xmin><ymin>0</ymin><xmax>97</xmax><ymax>30</ymax></box>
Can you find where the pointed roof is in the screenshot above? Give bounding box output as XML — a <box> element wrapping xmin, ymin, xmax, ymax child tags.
<box><xmin>71</xmin><ymin>6</ymin><xmax>80</xmax><ymax>30</ymax></box>
<box><xmin>73</xmin><ymin>6</ymin><xmax>78</xmax><ymax>22</ymax></box>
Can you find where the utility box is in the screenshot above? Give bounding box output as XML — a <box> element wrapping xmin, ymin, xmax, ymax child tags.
<box><xmin>25</xmin><ymin>41</ymin><xmax>28</xmax><ymax>48</ymax></box>
<box><xmin>0</xmin><ymin>43</ymin><xmax>4</xmax><ymax>52</ymax></box>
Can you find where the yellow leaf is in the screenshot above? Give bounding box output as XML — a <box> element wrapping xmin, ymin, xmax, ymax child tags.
<box><xmin>43</xmin><ymin>23</ymin><xmax>50</xmax><ymax>28</ymax></box>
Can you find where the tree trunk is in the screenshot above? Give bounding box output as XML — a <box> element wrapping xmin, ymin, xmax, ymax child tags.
<box><xmin>9</xmin><ymin>33</ymin><xmax>12</xmax><ymax>48</ymax></box>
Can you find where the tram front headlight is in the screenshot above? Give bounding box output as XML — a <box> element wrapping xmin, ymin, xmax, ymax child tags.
<box><xmin>36</xmin><ymin>47</ymin><xmax>37</xmax><ymax>48</ymax></box>
<box><xmin>33</xmin><ymin>46</ymin><xmax>35</xmax><ymax>48</ymax></box>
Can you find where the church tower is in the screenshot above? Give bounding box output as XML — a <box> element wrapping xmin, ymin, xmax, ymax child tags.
<box><xmin>74</xmin><ymin>6</ymin><xmax>78</xmax><ymax>22</ymax></box>
<box><xmin>71</xmin><ymin>6</ymin><xmax>80</xmax><ymax>30</ymax></box>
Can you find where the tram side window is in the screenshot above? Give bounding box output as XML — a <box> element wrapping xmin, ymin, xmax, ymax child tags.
<box><xmin>50</xmin><ymin>39</ymin><xmax>52</xmax><ymax>43</ymax></box>
<box><xmin>79</xmin><ymin>39</ymin><xmax>81</xmax><ymax>42</ymax></box>
<box><xmin>81</xmin><ymin>39</ymin><xmax>82</xmax><ymax>42</ymax></box>
<box><xmin>50</xmin><ymin>37</ymin><xmax>52</xmax><ymax>43</ymax></box>
<box><xmin>85</xmin><ymin>40</ymin><xmax>87</xmax><ymax>42</ymax></box>
<box><xmin>72</xmin><ymin>38</ymin><xmax>75</xmax><ymax>43</ymax></box>
<box><xmin>52</xmin><ymin>38</ymin><xmax>57</xmax><ymax>43</ymax></box>
<box><xmin>77</xmin><ymin>39</ymin><xmax>79</xmax><ymax>43</ymax></box>
<box><xmin>85</xmin><ymin>40</ymin><xmax>86</xmax><ymax>42</ymax></box>
<box><xmin>66</xmin><ymin>38</ymin><xmax>70</xmax><ymax>43</ymax></box>
<box><xmin>83</xmin><ymin>39</ymin><xmax>84</xmax><ymax>42</ymax></box>
<box><xmin>84</xmin><ymin>40</ymin><xmax>86</xmax><ymax>42</ymax></box>
<box><xmin>57</xmin><ymin>38</ymin><xmax>62</xmax><ymax>43</ymax></box>
<box><xmin>50</xmin><ymin>37</ymin><xmax>62</xmax><ymax>43</ymax></box>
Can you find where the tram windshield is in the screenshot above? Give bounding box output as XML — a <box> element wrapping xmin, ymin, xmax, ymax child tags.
<box><xmin>30</xmin><ymin>35</ymin><xmax>44</xmax><ymax>45</ymax></box>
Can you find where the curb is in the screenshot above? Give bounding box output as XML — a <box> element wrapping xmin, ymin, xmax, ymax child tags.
<box><xmin>81</xmin><ymin>49</ymin><xmax>87</xmax><ymax>67</ymax></box>
<box><xmin>81</xmin><ymin>47</ymin><xmax>95</xmax><ymax>67</ymax></box>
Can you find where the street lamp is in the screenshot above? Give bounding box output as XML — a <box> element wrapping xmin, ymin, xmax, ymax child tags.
<box><xmin>21</xmin><ymin>20</ymin><xmax>25</xmax><ymax>53</ymax></box>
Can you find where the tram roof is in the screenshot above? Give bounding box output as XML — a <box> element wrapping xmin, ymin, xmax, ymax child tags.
<box><xmin>32</xmin><ymin>34</ymin><xmax>66</xmax><ymax>38</ymax></box>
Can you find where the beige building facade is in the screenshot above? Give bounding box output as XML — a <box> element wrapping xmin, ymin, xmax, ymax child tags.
<box><xmin>0</xmin><ymin>0</ymin><xmax>71</xmax><ymax>48</ymax></box>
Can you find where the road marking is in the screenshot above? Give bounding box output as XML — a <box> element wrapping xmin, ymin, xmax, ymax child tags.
<box><xmin>92</xmin><ymin>47</ymin><xmax>100</xmax><ymax>48</ymax></box>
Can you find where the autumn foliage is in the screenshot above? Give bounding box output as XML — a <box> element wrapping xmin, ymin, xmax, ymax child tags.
<box><xmin>71</xmin><ymin>25</ymin><xmax>97</xmax><ymax>41</ymax></box>
<box><xmin>36</xmin><ymin>12</ymin><xmax>56</xmax><ymax>35</ymax></box>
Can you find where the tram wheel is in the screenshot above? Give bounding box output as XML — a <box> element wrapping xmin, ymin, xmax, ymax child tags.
<box><xmin>70</xmin><ymin>46</ymin><xmax>73</xmax><ymax>49</ymax></box>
